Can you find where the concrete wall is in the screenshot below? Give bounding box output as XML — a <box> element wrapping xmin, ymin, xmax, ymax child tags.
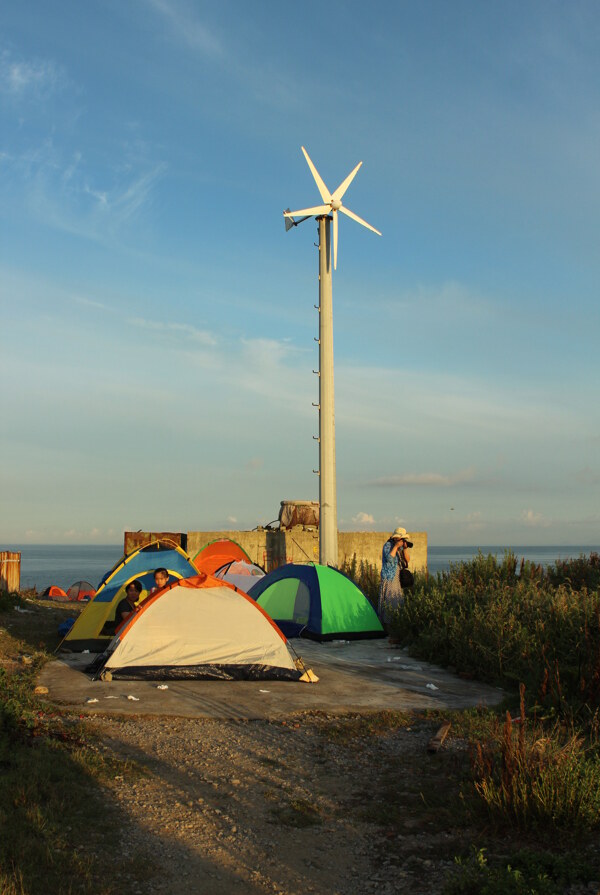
<box><xmin>125</xmin><ymin>530</ymin><xmax>427</xmax><ymax>573</ymax></box>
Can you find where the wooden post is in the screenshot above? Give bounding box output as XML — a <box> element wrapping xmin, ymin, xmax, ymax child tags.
<box><xmin>0</xmin><ymin>552</ymin><xmax>21</xmax><ymax>592</ymax></box>
<box><xmin>427</xmin><ymin>722</ymin><xmax>451</xmax><ymax>753</ymax></box>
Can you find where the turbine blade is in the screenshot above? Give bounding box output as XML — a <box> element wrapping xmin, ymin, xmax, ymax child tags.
<box><xmin>332</xmin><ymin>161</ymin><xmax>362</xmax><ymax>201</ymax></box>
<box><xmin>339</xmin><ymin>205</ymin><xmax>382</xmax><ymax>236</ymax></box>
<box><xmin>333</xmin><ymin>209</ymin><xmax>338</xmax><ymax>270</ymax></box>
<box><xmin>301</xmin><ymin>147</ymin><xmax>331</xmax><ymax>203</ymax></box>
<box><xmin>284</xmin><ymin>205</ymin><xmax>330</xmax><ymax>218</ymax></box>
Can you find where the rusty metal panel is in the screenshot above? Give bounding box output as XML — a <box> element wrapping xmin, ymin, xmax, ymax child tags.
<box><xmin>0</xmin><ymin>551</ymin><xmax>21</xmax><ymax>592</ymax></box>
<box><xmin>123</xmin><ymin>532</ymin><xmax>187</xmax><ymax>555</ymax></box>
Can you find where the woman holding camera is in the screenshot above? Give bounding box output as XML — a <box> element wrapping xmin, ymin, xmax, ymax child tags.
<box><xmin>378</xmin><ymin>527</ymin><xmax>413</xmax><ymax>628</ymax></box>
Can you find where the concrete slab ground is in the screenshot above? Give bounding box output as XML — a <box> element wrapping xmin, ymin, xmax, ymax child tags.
<box><xmin>39</xmin><ymin>639</ymin><xmax>503</xmax><ymax>720</ymax></box>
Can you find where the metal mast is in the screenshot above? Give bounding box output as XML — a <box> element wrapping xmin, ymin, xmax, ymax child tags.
<box><xmin>284</xmin><ymin>147</ymin><xmax>380</xmax><ymax>567</ymax></box>
<box><xmin>317</xmin><ymin>215</ymin><xmax>338</xmax><ymax>566</ymax></box>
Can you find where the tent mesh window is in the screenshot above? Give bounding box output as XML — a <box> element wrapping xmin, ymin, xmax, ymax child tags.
<box><xmin>292</xmin><ymin>581</ymin><xmax>311</xmax><ymax>624</ymax></box>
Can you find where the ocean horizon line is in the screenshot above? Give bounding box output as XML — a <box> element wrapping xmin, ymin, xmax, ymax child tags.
<box><xmin>4</xmin><ymin>542</ymin><xmax>600</xmax><ymax>550</ymax></box>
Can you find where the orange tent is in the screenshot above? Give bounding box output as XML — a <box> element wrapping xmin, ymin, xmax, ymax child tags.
<box><xmin>193</xmin><ymin>538</ymin><xmax>251</xmax><ymax>576</ymax></box>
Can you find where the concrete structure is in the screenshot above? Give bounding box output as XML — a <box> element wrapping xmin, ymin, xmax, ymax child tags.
<box><xmin>124</xmin><ymin>530</ymin><xmax>427</xmax><ymax>574</ymax></box>
<box><xmin>41</xmin><ymin>639</ymin><xmax>502</xmax><ymax>720</ymax></box>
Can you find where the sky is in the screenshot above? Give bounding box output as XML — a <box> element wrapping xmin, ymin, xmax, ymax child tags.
<box><xmin>1</xmin><ymin>0</ymin><xmax>599</xmax><ymax>547</ymax></box>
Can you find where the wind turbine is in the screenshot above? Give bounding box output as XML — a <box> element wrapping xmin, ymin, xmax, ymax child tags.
<box><xmin>284</xmin><ymin>147</ymin><xmax>381</xmax><ymax>567</ymax></box>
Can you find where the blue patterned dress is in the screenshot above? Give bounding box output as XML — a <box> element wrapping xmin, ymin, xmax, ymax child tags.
<box><xmin>378</xmin><ymin>539</ymin><xmax>404</xmax><ymax>625</ymax></box>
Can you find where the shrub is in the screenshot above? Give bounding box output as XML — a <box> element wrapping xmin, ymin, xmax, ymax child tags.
<box><xmin>340</xmin><ymin>554</ymin><xmax>380</xmax><ymax>607</ymax></box>
<box><xmin>388</xmin><ymin>551</ymin><xmax>600</xmax><ymax>718</ymax></box>
<box><xmin>470</xmin><ymin>687</ymin><xmax>600</xmax><ymax>834</ymax></box>
<box><xmin>443</xmin><ymin>846</ymin><xmax>593</xmax><ymax>895</ymax></box>
<box><xmin>547</xmin><ymin>551</ymin><xmax>600</xmax><ymax>592</ymax></box>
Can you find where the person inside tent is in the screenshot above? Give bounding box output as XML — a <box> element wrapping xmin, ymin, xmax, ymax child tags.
<box><xmin>114</xmin><ymin>579</ymin><xmax>143</xmax><ymax>627</ymax></box>
<box><xmin>150</xmin><ymin>567</ymin><xmax>170</xmax><ymax>594</ymax></box>
<box><xmin>378</xmin><ymin>527</ymin><xmax>413</xmax><ymax>630</ymax></box>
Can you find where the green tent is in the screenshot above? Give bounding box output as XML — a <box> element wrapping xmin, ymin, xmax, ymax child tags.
<box><xmin>247</xmin><ymin>563</ymin><xmax>384</xmax><ymax>641</ymax></box>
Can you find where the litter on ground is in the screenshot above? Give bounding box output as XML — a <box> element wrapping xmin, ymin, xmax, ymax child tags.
<box><xmin>426</xmin><ymin>683</ymin><xmax>439</xmax><ymax>691</ymax></box>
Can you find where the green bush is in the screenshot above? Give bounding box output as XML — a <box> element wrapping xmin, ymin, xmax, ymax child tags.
<box><xmin>0</xmin><ymin>590</ymin><xmax>25</xmax><ymax>613</ymax></box>
<box><xmin>547</xmin><ymin>551</ymin><xmax>600</xmax><ymax>592</ymax></box>
<box><xmin>340</xmin><ymin>554</ymin><xmax>380</xmax><ymax>607</ymax></box>
<box><xmin>388</xmin><ymin>551</ymin><xmax>600</xmax><ymax>718</ymax></box>
<box><xmin>444</xmin><ymin>846</ymin><xmax>593</xmax><ymax>895</ymax></box>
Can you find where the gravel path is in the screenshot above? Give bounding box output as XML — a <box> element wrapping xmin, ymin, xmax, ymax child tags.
<box><xmin>87</xmin><ymin>712</ymin><xmax>465</xmax><ymax>895</ymax></box>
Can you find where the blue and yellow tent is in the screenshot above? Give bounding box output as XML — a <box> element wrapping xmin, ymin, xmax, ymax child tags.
<box><xmin>61</xmin><ymin>542</ymin><xmax>197</xmax><ymax>651</ymax></box>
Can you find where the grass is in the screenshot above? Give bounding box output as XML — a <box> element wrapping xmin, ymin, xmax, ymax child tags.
<box><xmin>384</xmin><ymin>550</ymin><xmax>600</xmax><ymax>723</ymax></box>
<box><xmin>5</xmin><ymin>559</ymin><xmax>600</xmax><ymax>893</ymax></box>
<box><xmin>340</xmin><ymin>554</ymin><xmax>380</xmax><ymax>607</ymax></box>
<box><xmin>339</xmin><ymin>552</ymin><xmax>600</xmax><ymax>890</ymax></box>
<box><xmin>0</xmin><ymin>590</ymin><xmax>146</xmax><ymax>895</ymax></box>
<box><xmin>312</xmin><ymin>709</ymin><xmax>411</xmax><ymax>743</ymax></box>
<box><xmin>443</xmin><ymin>846</ymin><xmax>595</xmax><ymax>895</ymax></box>
<box><xmin>470</xmin><ymin>686</ymin><xmax>600</xmax><ymax>835</ymax></box>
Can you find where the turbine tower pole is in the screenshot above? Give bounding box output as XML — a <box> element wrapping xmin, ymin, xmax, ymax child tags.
<box><xmin>283</xmin><ymin>146</ymin><xmax>380</xmax><ymax>568</ymax></box>
<box><xmin>318</xmin><ymin>215</ymin><xmax>338</xmax><ymax>567</ymax></box>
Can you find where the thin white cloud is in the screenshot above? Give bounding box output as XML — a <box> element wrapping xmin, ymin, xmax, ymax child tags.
<box><xmin>129</xmin><ymin>317</ymin><xmax>216</xmax><ymax>347</ymax></box>
<box><xmin>0</xmin><ymin>50</ymin><xmax>65</xmax><ymax>97</ymax></box>
<box><xmin>110</xmin><ymin>163</ymin><xmax>167</xmax><ymax>220</ymax></box>
<box><xmin>521</xmin><ymin>509</ymin><xmax>552</xmax><ymax>528</ymax></box>
<box><xmin>370</xmin><ymin>469</ymin><xmax>478</xmax><ymax>487</ymax></box>
<box><xmin>145</xmin><ymin>0</ymin><xmax>223</xmax><ymax>57</ymax></box>
<box><xmin>352</xmin><ymin>512</ymin><xmax>375</xmax><ymax>525</ymax></box>
<box><xmin>73</xmin><ymin>295</ymin><xmax>110</xmax><ymax>311</ymax></box>
<box><xmin>143</xmin><ymin>0</ymin><xmax>304</xmax><ymax>111</ymax></box>
<box><xmin>6</xmin><ymin>135</ymin><xmax>167</xmax><ymax>241</ymax></box>
<box><xmin>373</xmin><ymin>280</ymin><xmax>500</xmax><ymax>323</ymax></box>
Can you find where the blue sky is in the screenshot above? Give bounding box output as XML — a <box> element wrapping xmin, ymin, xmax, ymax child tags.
<box><xmin>1</xmin><ymin>0</ymin><xmax>599</xmax><ymax>547</ymax></box>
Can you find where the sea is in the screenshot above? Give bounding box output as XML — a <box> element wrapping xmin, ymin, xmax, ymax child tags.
<box><xmin>5</xmin><ymin>543</ymin><xmax>600</xmax><ymax>592</ymax></box>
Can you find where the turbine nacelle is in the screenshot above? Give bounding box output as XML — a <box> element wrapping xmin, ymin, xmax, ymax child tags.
<box><xmin>283</xmin><ymin>146</ymin><xmax>381</xmax><ymax>269</ymax></box>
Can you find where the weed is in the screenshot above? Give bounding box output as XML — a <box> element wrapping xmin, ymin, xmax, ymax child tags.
<box><xmin>340</xmin><ymin>554</ymin><xmax>381</xmax><ymax>607</ymax></box>
<box><xmin>469</xmin><ymin>686</ymin><xmax>600</xmax><ymax>834</ymax></box>
<box><xmin>387</xmin><ymin>551</ymin><xmax>600</xmax><ymax>721</ymax></box>
<box><xmin>316</xmin><ymin>710</ymin><xmax>411</xmax><ymax>742</ymax></box>
<box><xmin>443</xmin><ymin>846</ymin><xmax>596</xmax><ymax>895</ymax></box>
<box><xmin>0</xmin><ymin>595</ymin><xmax>144</xmax><ymax>894</ymax></box>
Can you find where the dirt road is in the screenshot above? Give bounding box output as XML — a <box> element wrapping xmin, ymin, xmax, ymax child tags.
<box><xmin>90</xmin><ymin>711</ymin><xmax>467</xmax><ymax>895</ymax></box>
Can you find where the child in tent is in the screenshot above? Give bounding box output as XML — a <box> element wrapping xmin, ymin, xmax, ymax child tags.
<box><xmin>150</xmin><ymin>567</ymin><xmax>170</xmax><ymax>594</ymax></box>
<box><xmin>115</xmin><ymin>579</ymin><xmax>143</xmax><ymax>627</ymax></box>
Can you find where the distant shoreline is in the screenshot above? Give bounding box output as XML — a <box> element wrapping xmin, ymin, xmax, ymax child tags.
<box><xmin>10</xmin><ymin>543</ymin><xmax>600</xmax><ymax>592</ymax></box>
